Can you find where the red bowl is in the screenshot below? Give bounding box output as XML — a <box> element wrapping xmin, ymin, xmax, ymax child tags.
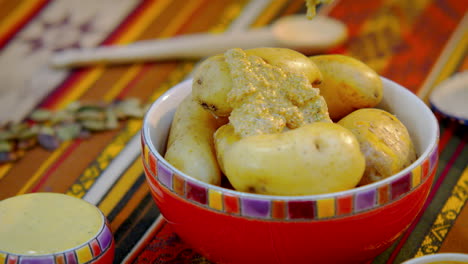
<box><xmin>141</xmin><ymin>78</ymin><xmax>439</xmax><ymax>264</ymax></box>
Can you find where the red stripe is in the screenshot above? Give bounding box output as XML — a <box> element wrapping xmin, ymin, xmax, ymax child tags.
<box><xmin>385</xmin><ymin>132</ymin><xmax>467</xmax><ymax>263</ymax></box>
<box><xmin>30</xmin><ymin>140</ymin><xmax>82</xmax><ymax>193</ymax></box>
<box><xmin>0</xmin><ymin>0</ymin><xmax>50</xmax><ymax>48</ymax></box>
<box><xmin>102</xmin><ymin>0</ymin><xmax>157</xmax><ymax>45</ymax></box>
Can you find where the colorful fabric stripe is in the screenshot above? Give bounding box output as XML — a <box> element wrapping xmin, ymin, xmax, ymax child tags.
<box><xmin>0</xmin><ymin>0</ymin><xmax>50</xmax><ymax>48</ymax></box>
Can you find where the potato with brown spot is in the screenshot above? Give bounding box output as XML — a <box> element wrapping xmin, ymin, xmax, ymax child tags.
<box><xmin>309</xmin><ymin>54</ymin><xmax>383</xmax><ymax>121</ymax></box>
<box><xmin>338</xmin><ymin>108</ymin><xmax>417</xmax><ymax>185</ymax></box>
<box><xmin>164</xmin><ymin>94</ymin><xmax>227</xmax><ymax>185</ymax></box>
<box><xmin>192</xmin><ymin>48</ymin><xmax>323</xmax><ymax>118</ymax></box>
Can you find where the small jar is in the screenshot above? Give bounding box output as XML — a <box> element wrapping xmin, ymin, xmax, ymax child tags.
<box><xmin>0</xmin><ymin>192</ymin><xmax>114</xmax><ymax>264</ymax></box>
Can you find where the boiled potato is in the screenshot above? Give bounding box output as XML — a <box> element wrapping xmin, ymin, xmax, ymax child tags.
<box><xmin>192</xmin><ymin>47</ymin><xmax>322</xmax><ymax>117</ymax></box>
<box><xmin>309</xmin><ymin>54</ymin><xmax>383</xmax><ymax>121</ymax></box>
<box><xmin>164</xmin><ymin>94</ymin><xmax>227</xmax><ymax>185</ymax></box>
<box><xmin>338</xmin><ymin>108</ymin><xmax>417</xmax><ymax>185</ymax></box>
<box><xmin>214</xmin><ymin>122</ymin><xmax>365</xmax><ymax>195</ymax></box>
<box><xmin>213</xmin><ymin>123</ymin><xmax>241</xmax><ymax>174</ymax></box>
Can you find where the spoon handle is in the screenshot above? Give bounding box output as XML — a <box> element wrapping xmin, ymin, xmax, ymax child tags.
<box><xmin>50</xmin><ymin>28</ymin><xmax>276</xmax><ymax>68</ymax></box>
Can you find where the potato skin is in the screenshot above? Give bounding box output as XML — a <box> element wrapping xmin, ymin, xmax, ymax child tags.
<box><xmin>338</xmin><ymin>108</ymin><xmax>417</xmax><ymax>185</ymax></box>
<box><xmin>164</xmin><ymin>94</ymin><xmax>227</xmax><ymax>185</ymax></box>
<box><xmin>309</xmin><ymin>54</ymin><xmax>383</xmax><ymax>121</ymax></box>
<box><xmin>192</xmin><ymin>55</ymin><xmax>233</xmax><ymax>117</ymax></box>
<box><xmin>215</xmin><ymin>122</ymin><xmax>365</xmax><ymax>195</ymax></box>
<box><xmin>192</xmin><ymin>48</ymin><xmax>322</xmax><ymax>117</ymax></box>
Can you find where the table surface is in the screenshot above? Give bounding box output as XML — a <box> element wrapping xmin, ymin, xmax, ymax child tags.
<box><xmin>0</xmin><ymin>0</ymin><xmax>467</xmax><ymax>263</ymax></box>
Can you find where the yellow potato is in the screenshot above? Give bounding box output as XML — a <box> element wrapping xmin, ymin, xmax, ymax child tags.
<box><xmin>213</xmin><ymin>123</ymin><xmax>240</xmax><ymax>174</ymax></box>
<box><xmin>214</xmin><ymin>122</ymin><xmax>365</xmax><ymax>195</ymax></box>
<box><xmin>192</xmin><ymin>47</ymin><xmax>322</xmax><ymax>117</ymax></box>
<box><xmin>165</xmin><ymin>94</ymin><xmax>227</xmax><ymax>185</ymax></box>
<box><xmin>309</xmin><ymin>54</ymin><xmax>383</xmax><ymax>121</ymax></box>
<box><xmin>192</xmin><ymin>55</ymin><xmax>233</xmax><ymax>116</ymax></box>
<box><xmin>338</xmin><ymin>108</ymin><xmax>417</xmax><ymax>185</ymax></box>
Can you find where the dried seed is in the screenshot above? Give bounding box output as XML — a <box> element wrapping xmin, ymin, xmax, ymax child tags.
<box><xmin>38</xmin><ymin>133</ymin><xmax>60</xmax><ymax>151</ymax></box>
<box><xmin>0</xmin><ymin>151</ymin><xmax>20</xmax><ymax>163</ymax></box>
<box><xmin>56</xmin><ymin>123</ymin><xmax>81</xmax><ymax>141</ymax></box>
<box><xmin>76</xmin><ymin>110</ymin><xmax>106</xmax><ymax>121</ymax></box>
<box><xmin>39</xmin><ymin>126</ymin><xmax>55</xmax><ymax>135</ymax></box>
<box><xmin>0</xmin><ymin>130</ymin><xmax>14</xmax><ymax>141</ymax></box>
<box><xmin>18</xmin><ymin>125</ymin><xmax>39</xmax><ymax>139</ymax></box>
<box><xmin>0</xmin><ymin>141</ymin><xmax>13</xmax><ymax>152</ymax></box>
<box><xmin>105</xmin><ymin>109</ymin><xmax>118</xmax><ymax>129</ymax></box>
<box><xmin>51</xmin><ymin>110</ymin><xmax>75</xmax><ymax>124</ymax></box>
<box><xmin>116</xmin><ymin>98</ymin><xmax>144</xmax><ymax>118</ymax></box>
<box><xmin>77</xmin><ymin>104</ymin><xmax>106</xmax><ymax>112</ymax></box>
<box><xmin>17</xmin><ymin>138</ymin><xmax>37</xmax><ymax>150</ymax></box>
<box><xmin>29</xmin><ymin>109</ymin><xmax>53</xmax><ymax>122</ymax></box>
<box><xmin>9</xmin><ymin>123</ymin><xmax>28</xmax><ymax>135</ymax></box>
<box><xmin>77</xmin><ymin>129</ymin><xmax>91</xmax><ymax>139</ymax></box>
<box><xmin>81</xmin><ymin>120</ymin><xmax>107</xmax><ymax>131</ymax></box>
<box><xmin>66</xmin><ymin>101</ymin><xmax>81</xmax><ymax>112</ymax></box>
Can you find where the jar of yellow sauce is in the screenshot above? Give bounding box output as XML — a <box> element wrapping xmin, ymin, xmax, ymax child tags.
<box><xmin>0</xmin><ymin>193</ymin><xmax>114</xmax><ymax>264</ymax></box>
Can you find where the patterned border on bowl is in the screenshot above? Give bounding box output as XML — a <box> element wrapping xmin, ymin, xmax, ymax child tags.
<box><xmin>0</xmin><ymin>218</ymin><xmax>113</xmax><ymax>264</ymax></box>
<box><xmin>141</xmin><ymin>134</ymin><xmax>439</xmax><ymax>221</ymax></box>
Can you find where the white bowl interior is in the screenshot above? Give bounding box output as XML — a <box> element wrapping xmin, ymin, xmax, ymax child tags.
<box><xmin>143</xmin><ymin>77</ymin><xmax>439</xmax><ymax>198</ymax></box>
<box><xmin>402</xmin><ymin>253</ymin><xmax>468</xmax><ymax>264</ymax></box>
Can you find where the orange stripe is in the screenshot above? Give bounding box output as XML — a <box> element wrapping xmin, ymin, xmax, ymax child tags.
<box><xmin>0</xmin><ymin>0</ymin><xmax>48</xmax><ymax>46</ymax></box>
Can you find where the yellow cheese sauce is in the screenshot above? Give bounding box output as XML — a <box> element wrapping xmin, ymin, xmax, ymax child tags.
<box><xmin>224</xmin><ymin>48</ymin><xmax>330</xmax><ymax>138</ymax></box>
<box><xmin>0</xmin><ymin>193</ymin><xmax>103</xmax><ymax>255</ymax></box>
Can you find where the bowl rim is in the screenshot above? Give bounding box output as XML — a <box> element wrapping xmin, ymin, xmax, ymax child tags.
<box><xmin>142</xmin><ymin>77</ymin><xmax>439</xmax><ymax>202</ymax></box>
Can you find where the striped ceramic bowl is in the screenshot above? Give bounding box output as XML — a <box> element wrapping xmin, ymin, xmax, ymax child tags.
<box><xmin>141</xmin><ymin>78</ymin><xmax>439</xmax><ymax>264</ymax></box>
<box><xmin>0</xmin><ymin>193</ymin><xmax>114</xmax><ymax>264</ymax></box>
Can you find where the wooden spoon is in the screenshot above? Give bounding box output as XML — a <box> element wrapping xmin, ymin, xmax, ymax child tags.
<box><xmin>50</xmin><ymin>15</ymin><xmax>347</xmax><ymax>68</ymax></box>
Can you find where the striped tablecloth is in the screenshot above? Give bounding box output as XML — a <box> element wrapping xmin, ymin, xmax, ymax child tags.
<box><xmin>0</xmin><ymin>0</ymin><xmax>466</xmax><ymax>263</ymax></box>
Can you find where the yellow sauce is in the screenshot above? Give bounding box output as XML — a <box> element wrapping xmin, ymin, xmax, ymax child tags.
<box><xmin>0</xmin><ymin>193</ymin><xmax>103</xmax><ymax>255</ymax></box>
<box><xmin>224</xmin><ymin>48</ymin><xmax>330</xmax><ymax>138</ymax></box>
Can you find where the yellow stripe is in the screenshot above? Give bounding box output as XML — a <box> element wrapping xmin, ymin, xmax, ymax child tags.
<box><xmin>251</xmin><ymin>0</ymin><xmax>289</xmax><ymax>27</ymax></box>
<box><xmin>414</xmin><ymin>166</ymin><xmax>468</xmax><ymax>256</ymax></box>
<box><xmin>0</xmin><ymin>164</ymin><xmax>12</xmax><ymax>181</ymax></box>
<box><xmin>424</xmin><ymin>29</ymin><xmax>468</xmax><ymax>98</ymax></box>
<box><xmin>103</xmin><ymin>65</ymin><xmax>143</xmax><ymax>102</ymax></box>
<box><xmin>76</xmin><ymin>244</ymin><xmax>93</xmax><ymax>263</ymax></box>
<box><xmin>418</xmin><ymin>14</ymin><xmax>468</xmax><ymax>101</ymax></box>
<box><xmin>66</xmin><ymin>120</ymin><xmax>142</xmax><ymax>198</ymax></box>
<box><xmin>158</xmin><ymin>0</ymin><xmax>204</xmax><ymax>37</ymax></box>
<box><xmin>115</xmin><ymin>0</ymin><xmax>172</xmax><ymax>44</ymax></box>
<box><xmin>0</xmin><ymin>0</ymin><xmax>46</xmax><ymax>37</ymax></box>
<box><xmin>98</xmin><ymin>159</ymin><xmax>143</xmax><ymax>216</ymax></box>
<box><xmin>16</xmin><ymin>142</ymin><xmax>71</xmax><ymax>195</ymax></box>
<box><xmin>0</xmin><ymin>252</ymin><xmax>6</xmax><ymax>264</ymax></box>
<box><xmin>53</xmin><ymin>67</ymin><xmax>105</xmax><ymax>109</ymax></box>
